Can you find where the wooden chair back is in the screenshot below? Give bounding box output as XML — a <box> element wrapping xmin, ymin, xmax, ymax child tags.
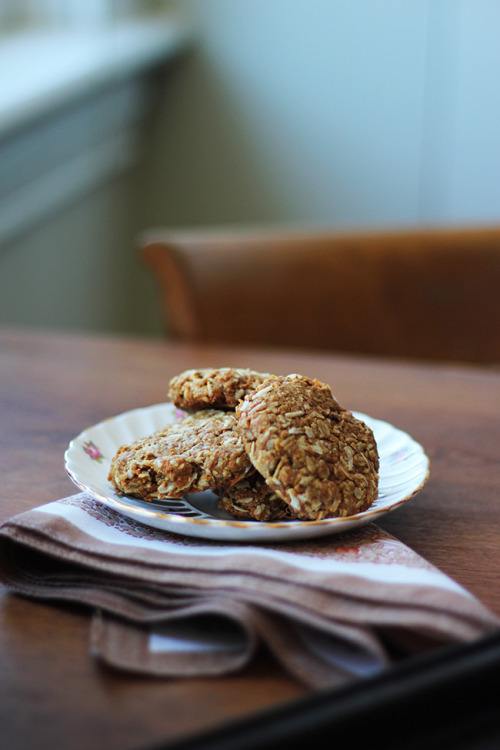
<box><xmin>140</xmin><ymin>225</ymin><xmax>500</xmax><ymax>363</ymax></box>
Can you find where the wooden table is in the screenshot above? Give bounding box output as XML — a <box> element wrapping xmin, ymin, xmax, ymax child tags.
<box><xmin>2</xmin><ymin>327</ymin><xmax>500</xmax><ymax>749</ymax></box>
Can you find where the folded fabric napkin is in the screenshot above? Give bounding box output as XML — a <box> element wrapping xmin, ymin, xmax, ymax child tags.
<box><xmin>0</xmin><ymin>492</ymin><xmax>497</xmax><ymax>689</ymax></box>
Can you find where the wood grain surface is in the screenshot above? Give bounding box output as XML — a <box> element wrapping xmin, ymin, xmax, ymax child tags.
<box><xmin>1</xmin><ymin>327</ymin><xmax>500</xmax><ymax>749</ymax></box>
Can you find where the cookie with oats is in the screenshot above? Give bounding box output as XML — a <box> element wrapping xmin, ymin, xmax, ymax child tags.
<box><xmin>218</xmin><ymin>473</ymin><xmax>297</xmax><ymax>522</ymax></box>
<box><xmin>108</xmin><ymin>410</ymin><xmax>254</xmax><ymax>500</ymax></box>
<box><xmin>235</xmin><ymin>374</ymin><xmax>379</xmax><ymax>520</ymax></box>
<box><xmin>168</xmin><ymin>368</ymin><xmax>275</xmax><ymax>411</ymax></box>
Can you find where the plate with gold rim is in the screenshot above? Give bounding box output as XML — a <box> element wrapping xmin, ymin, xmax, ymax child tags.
<box><xmin>64</xmin><ymin>402</ymin><xmax>429</xmax><ymax>542</ymax></box>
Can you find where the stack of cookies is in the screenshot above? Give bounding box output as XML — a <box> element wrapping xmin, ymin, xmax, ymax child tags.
<box><xmin>108</xmin><ymin>368</ymin><xmax>379</xmax><ymax>522</ymax></box>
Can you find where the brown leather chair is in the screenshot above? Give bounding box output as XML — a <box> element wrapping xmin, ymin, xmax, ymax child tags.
<box><xmin>140</xmin><ymin>225</ymin><xmax>500</xmax><ymax>364</ymax></box>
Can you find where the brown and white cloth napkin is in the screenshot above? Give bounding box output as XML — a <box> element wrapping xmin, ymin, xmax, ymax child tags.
<box><xmin>0</xmin><ymin>492</ymin><xmax>498</xmax><ymax>689</ymax></box>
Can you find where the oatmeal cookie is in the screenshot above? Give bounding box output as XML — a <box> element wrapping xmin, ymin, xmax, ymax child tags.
<box><xmin>235</xmin><ymin>375</ymin><xmax>379</xmax><ymax>520</ymax></box>
<box><xmin>218</xmin><ymin>473</ymin><xmax>297</xmax><ymax>522</ymax></box>
<box><xmin>168</xmin><ymin>368</ymin><xmax>274</xmax><ymax>410</ymax></box>
<box><xmin>108</xmin><ymin>410</ymin><xmax>254</xmax><ymax>500</ymax></box>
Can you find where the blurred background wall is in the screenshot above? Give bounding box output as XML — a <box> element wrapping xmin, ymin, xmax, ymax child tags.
<box><xmin>0</xmin><ymin>0</ymin><xmax>499</xmax><ymax>337</ymax></box>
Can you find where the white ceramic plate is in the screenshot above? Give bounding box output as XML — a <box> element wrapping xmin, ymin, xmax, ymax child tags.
<box><xmin>65</xmin><ymin>403</ymin><xmax>429</xmax><ymax>542</ymax></box>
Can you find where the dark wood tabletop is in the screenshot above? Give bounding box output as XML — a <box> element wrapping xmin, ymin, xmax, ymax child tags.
<box><xmin>2</xmin><ymin>326</ymin><xmax>500</xmax><ymax>750</ymax></box>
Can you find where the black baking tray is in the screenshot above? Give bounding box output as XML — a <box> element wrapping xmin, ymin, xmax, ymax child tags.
<box><xmin>151</xmin><ymin>630</ymin><xmax>500</xmax><ymax>750</ymax></box>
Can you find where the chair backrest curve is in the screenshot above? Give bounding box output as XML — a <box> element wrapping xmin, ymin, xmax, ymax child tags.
<box><xmin>140</xmin><ymin>225</ymin><xmax>500</xmax><ymax>364</ymax></box>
